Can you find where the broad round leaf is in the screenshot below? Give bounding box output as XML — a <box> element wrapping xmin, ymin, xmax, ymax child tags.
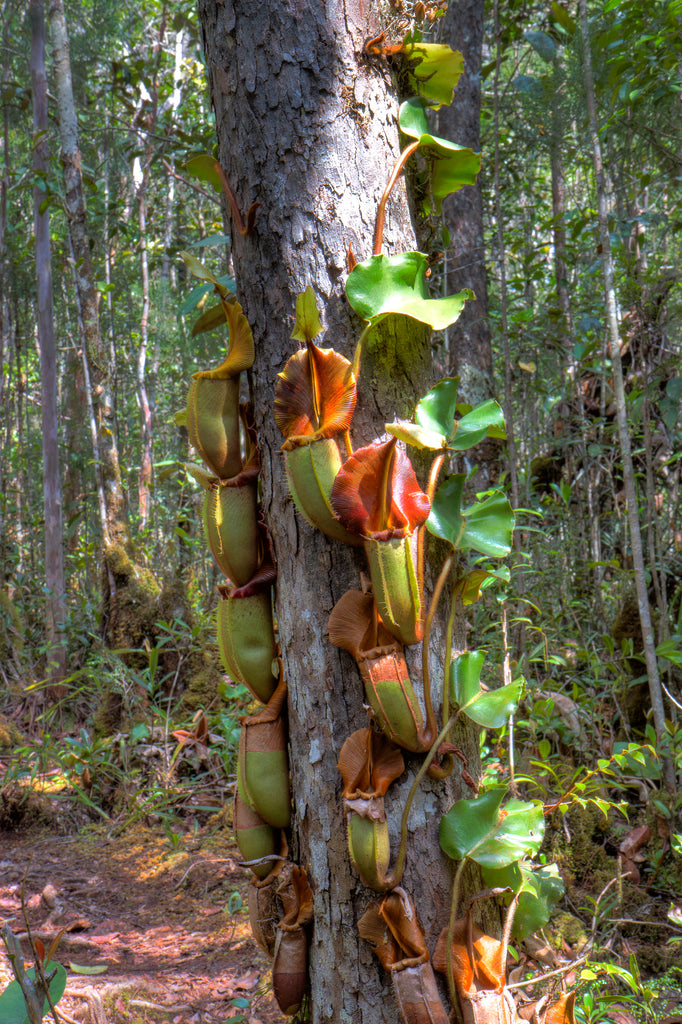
<box><xmin>440</xmin><ymin>787</ymin><xmax>544</xmax><ymax>868</ymax></box>
<box><xmin>345</xmin><ymin>252</ymin><xmax>472</xmax><ymax>330</ymax></box>
<box><xmin>398</xmin><ymin>97</ymin><xmax>432</xmax><ymax>140</ymax></box>
<box><xmin>450</xmin><ymin>652</ymin><xmax>523</xmax><ymax>728</ymax></box>
<box><xmin>482</xmin><ymin>862</ymin><xmax>564</xmax><ymax>939</ymax></box>
<box><xmin>0</xmin><ymin>964</ymin><xmax>67</xmax><ymax>1024</ymax></box>
<box><xmin>414</xmin><ymin>377</ymin><xmax>460</xmax><ymax>439</ymax></box>
<box><xmin>525</xmin><ymin>30</ymin><xmax>557</xmax><ymax>62</ymax></box>
<box><xmin>404</xmin><ymin>41</ymin><xmax>465</xmax><ymax>107</ymax></box>
<box><xmin>427</xmin><ymin>476</ymin><xmax>514</xmax><ymax>556</ymax></box>
<box><xmin>448</xmin><ymin>400</ymin><xmax>505</xmax><ymax>451</ymax></box>
<box><xmin>426</xmin><ymin>473</ymin><xmax>465</xmax><ymax>546</ymax></box>
<box><xmin>399</xmin><ymin>100</ymin><xmax>481</xmax><ymax>212</ymax></box>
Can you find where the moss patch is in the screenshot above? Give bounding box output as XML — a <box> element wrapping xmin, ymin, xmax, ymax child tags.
<box><xmin>0</xmin><ymin>715</ymin><xmax>23</xmax><ymax>751</ymax></box>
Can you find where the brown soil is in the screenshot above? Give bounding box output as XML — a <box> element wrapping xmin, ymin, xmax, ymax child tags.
<box><xmin>0</xmin><ymin>823</ymin><xmax>287</xmax><ymax>1024</ymax></box>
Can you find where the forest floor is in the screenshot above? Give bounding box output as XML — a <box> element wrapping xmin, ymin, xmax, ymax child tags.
<box><xmin>0</xmin><ymin>818</ymin><xmax>287</xmax><ymax>1024</ymax></box>
<box><xmin>2</xmin><ymin>772</ymin><xmax>682</xmax><ymax>1024</ymax></box>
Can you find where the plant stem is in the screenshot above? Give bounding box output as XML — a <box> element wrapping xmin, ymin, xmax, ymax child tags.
<box><xmin>352</xmin><ymin>317</ymin><xmax>386</xmax><ymax>380</ymax></box>
<box><xmin>426</xmin><ymin>452</ymin><xmax>446</xmax><ymax>502</ymax></box>
<box><xmin>388</xmin><ymin>711</ymin><xmax>459</xmax><ymax>887</ymax></box>
<box><xmin>445</xmin><ymin>857</ymin><xmax>468</xmax><ymax>1019</ymax></box>
<box><xmin>213</xmin><ymin>160</ymin><xmax>252</xmax><ymax>237</ymax></box>
<box><xmin>442</xmin><ymin>575</ymin><xmax>459</xmax><ymax>736</ymax></box>
<box><xmin>373</xmin><ymin>139</ymin><xmax>421</xmax><ymax>256</ymax></box>
<box><xmin>421</xmin><ymin>554</ymin><xmax>454</xmax><ymax>739</ymax></box>
<box><xmin>416</xmin><ymin>453</ymin><xmax>446</xmax><ymax>627</ymax></box>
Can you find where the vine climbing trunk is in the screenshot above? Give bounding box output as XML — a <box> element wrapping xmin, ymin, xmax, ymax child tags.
<box><xmin>197</xmin><ymin>3</ymin><xmax>481</xmax><ymax>1021</ymax></box>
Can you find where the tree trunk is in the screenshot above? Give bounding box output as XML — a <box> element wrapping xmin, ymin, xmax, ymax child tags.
<box><xmin>132</xmin><ymin>15</ymin><xmax>165</xmax><ymax>535</ymax></box>
<box><xmin>135</xmin><ymin>174</ymin><xmax>154</xmax><ymax>533</ymax></box>
<box><xmin>438</xmin><ymin>0</ymin><xmax>491</xmax><ymax>404</ymax></box>
<box><xmin>30</xmin><ymin>0</ymin><xmax>67</xmax><ymax>690</ymax></box>
<box><xmin>0</xmin><ymin>27</ymin><xmax>11</xmax><ymax>583</ymax></box>
<box><xmin>48</xmin><ymin>0</ymin><xmax>131</xmax><ymax>557</ymax></box>
<box><xmin>197</xmin><ymin>3</ymin><xmax>482</xmax><ymax>1021</ymax></box>
<box><xmin>550</xmin><ymin>133</ymin><xmax>571</xmax><ymax>349</ymax></box>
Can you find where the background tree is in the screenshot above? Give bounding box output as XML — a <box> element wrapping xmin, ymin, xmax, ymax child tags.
<box><xmin>439</xmin><ymin>0</ymin><xmax>492</xmax><ymax>403</ymax></box>
<box><xmin>30</xmin><ymin>0</ymin><xmax>66</xmax><ymax>689</ymax></box>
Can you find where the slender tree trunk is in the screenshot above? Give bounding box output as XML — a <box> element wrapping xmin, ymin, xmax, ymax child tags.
<box><xmin>30</xmin><ymin>0</ymin><xmax>67</xmax><ymax>689</ymax></box>
<box><xmin>0</xmin><ymin>28</ymin><xmax>10</xmax><ymax>582</ymax></box>
<box><xmin>549</xmin><ymin>128</ymin><xmax>571</xmax><ymax>350</ymax></box>
<box><xmin>135</xmin><ymin>177</ymin><xmax>153</xmax><ymax>533</ymax></box>
<box><xmin>438</xmin><ymin>0</ymin><xmax>492</xmax><ymax>404</ymax></box>
<box><xmin>14</xmin><ymin>330</ymin><xmax>26</xmax><ymax>576</ymax></box>
<box><xmin>48</xmin><ymin>0</ymin><xmax>131</xmax><ymax>559</ymax></box>
<box><xmin>579</xmin><ymin>0</ymin><xmax>675</xmax><ymax>790</ymax></box>
<box><xmin>198</xmin><ymin>2</ymin><xmax>482</xmax><ymax>1020</ymax></box>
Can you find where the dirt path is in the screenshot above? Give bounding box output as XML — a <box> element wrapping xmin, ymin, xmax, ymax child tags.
<box><xmin>0</xmin><ymin>824</ymin><xmax>286</xmax><ymax>1024</ymax></box>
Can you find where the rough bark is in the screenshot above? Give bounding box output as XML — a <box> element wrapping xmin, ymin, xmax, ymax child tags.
<box><xmin>197</xmin><ymin>2</ymin><xmax>483</xmax><ymax>1022</ymax></box>
<box><xmin>438</xmin><ymin>0</ymin><xmax>491</xmax><ymax>405</ymax></box>
<box><xmin>30</xmin><ymin>0</ymin><xmax>66</xmax><ymax>688</ymax></box>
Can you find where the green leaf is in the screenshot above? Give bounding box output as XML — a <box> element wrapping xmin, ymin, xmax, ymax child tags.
<box><xmin>388</xmin><ymin>382</ymin><xmax>505</xmax><ymax>453</ymax></box>
<box><xmin>427</xmin><ymin>475</ymin><xmax>514</xmax><ymax>556</ymax></box>
<box><xmin>440</xmin><ymin>788</ymin><xmax>544</xmax><ymax>867</ymax></box>
<box><xmin>184</xmin><ymin>154</ymin><xmax>222</xmax><ymax>192</ymax></box>
<box><xmin>291</xmin><ymin>286</ymin><xmax>324</xmax><ymax>342</ymax></box>
<box><xmin>345</xmin><ymin>252</ymin><xmax>472</xmax><ymax>330</ymax></box>
<box><xmin>0</xmin><ymin>964</ymin><xmax>67</xmax><ymax>1024</ymax></box>
<box><xmin>450</xmin><ymin>651</ymin><xmax>523</xmax><ymax>728</ymax></box>
<box><xmin>656</xmin><ymin>635</ymin><xmax>682</xmax><ymax>668</ymax></box>
<box><xmin>459</xmin><ymin>565</ymin><xmax>510</xmax><ymax>605</ymax></box>
<box><xmin>404</xmin><ymin>40</ymin><xmax>465</xmax><ymax>107</ymax></box>
<box><xmin>398</xmin><ymin>100</ymin><xmax>480</xmax><ymax>213</ymax></box>
<box><xmin>188</xmin><ymin>232</ymin><xmax>231</xmax><ymax>249</ymax></box>
<box><xmin>68</xmin><ymin>963</ymin><xmax>108</xmax><ymax>975</ymax></box>
<box><xmin>415</xmin><ymin>376</ymin><xmax>460</xmax><ymax>438</ymax></box>
<box><xmin>178</xmin><ymin>282</ymin><xmax>211</xmax><ymax>315</ymax></box>
<box><xmin>385</xmin><ymin>419</ymin><xmax>445</xmax><ymax>450</ymax></box>
<box><xmin>386</xmin><ymin>377</ymin><xmax>461</xmax><ymax>449</ymax></box>
<box><xmin>513</xmin><ymin>74</ymin><xmax>545</xmax><ymax>100</ymax></box>
<box><xmin>611</xmin><ymin>742</ymin><xmax>660</xmax><ymax>780</ymax></box>
<box><xmin>448</xmin><ymin>400</ymin><xmax>505</xmax><ymax>450</ymax></box>
<box><xmin>525</xmin><ymin>30</ymin><xmax>557</xmax><ymax>62</ymax></box>
<box><xmin>481</xmin><ymin>861</ymin><xmax>564</xmax><ymax>939</ymax></box>
<box><xmin>179</xmin><ymin>250</ymin><xmax>223</xmax><ymax>287</ymax></box>
<box><xmin>551</xmin><ymin>1</ymin><xmax>577</xmax><ymax>34</ymax></box>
